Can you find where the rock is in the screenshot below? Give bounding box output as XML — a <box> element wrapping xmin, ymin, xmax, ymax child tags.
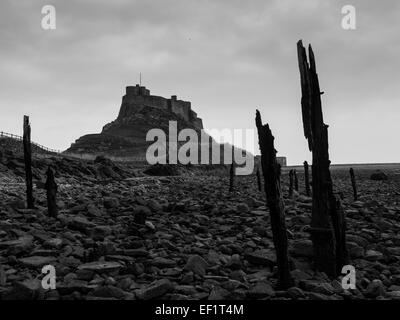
<box><xmin>287</xmin><ymin>287</ymin><xmax>306</xmax><ymax>299</ymax></box>
<box><xmin>144</xmin><ymin>164</ymin><xmax>180</xmax><ymax>176</ymax></box>
<box><xmin>236</xmin><ymin>203</ymin><xmax>250</xmax><ymax>213</ymax></box>
<box><xmin>208</xmin><ymin>286</ymin><xmax>231</xmax><ymax>300</ymax></box>
<box><xmin>347</xmin><ymin>242</ymin><xmax>364</xmax><ymax>258</ymax></box>
<box><xmin>90</xmin><ymin>285</ymin><xmax>127</xmax><ymax>299</ymax></box>
<box><xmin>0</xmin><ymin>236</ymin><xmax>33</xmax><ymax>255</ymax></box>
<box><xmin>248</xmin><ymin>281</ymin><xmax>275</xmax><ymax>298</ymax></box>
<box><xmin>370</xmin><ymin>171</ymin><xmax>388</xmax><ymax>181</ymax></box>
<box><xmin>135</xmin><ymin>279</ymin><xmax>174</xmax><ymax>300</ymax></box>
<box><xmin>91</xmin><ymin>225</ymin><xmax>112</xmax><ymax>240</ymax></box>
<box><xmin>227</xmin><ymin>254</ymin><xmax>242</xmax><ymax>270</ymax></box>
<box><xmin>365</xmin><ymin>279</ymin><xmax>386</xmax><ymax>298</ymax></box>
<box><xmin>6</xmin><ymin>279</ymin><xmax>42</xmax><ymax>300</ymax></box>
<box><xmin>151</xmin><ymin>257</ymin><xmax>177</xmax><ymax>268</ymax></box>
<box><xmin>387</xmin><ymin>291</ymin><xmax>400</xmax><ymax>299</ymax></box>
<box><xmin>300</xmin><ymin>280</ymin><xmax>335</xmax><ymax>295</ymax></box>
<box><xmin>133</xmin><ymin>206</ymin><xmax>150</xmax><ymax>225</ymax></box>
<box><xmin>77</xmin><ymin>261</ymin><xmax>123</xmax><ymax>273</ymax></box>
<box><xmin>103</xmin><ymin>197</ymin><xmax>119</xmax><ymax>209</ymax></box>
<box><xmin>184</xmin><ymin>255</ymin><xmax>208</xmax><ymax>276</ymax></box>
<box><xmin>18</xmin><ymin>256</ymin><xmax>56</xmax><ymax>268</ymax></box>
<box><xmin>387</xmin><ymin>247</ymin><xmax>400</xmax><ymax>256</ymax></box>
<box><xmin>244</xmin><ymin>250</ymin><xmax>276</xmax><ymax>267</ymax></box>
<box><xmin>147</xmin><ymin>199</ymin><xmax>162</xmax><ymax>212</ymax></box>
<box><xmin>68</xmin><ymin>216</ymin><xmax>95</xmax><ymax>233</ymax></box>
<box><xmin>365</xmin><ymin>250</ymin><xmax>383</xmax><ymax>261</ymax></box>
<box><xmin>289</xmin><ymin>240</ymin><xmax>313</xmax><ymax>257</ymax></box>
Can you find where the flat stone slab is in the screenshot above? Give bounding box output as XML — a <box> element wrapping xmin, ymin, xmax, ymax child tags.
<box><xmin>18</xmin><ymin>256</ymin><xmax>56</xmax><ymax>268</ymax></box>
<box><xmin>77</xmin><ymin>261</ymin><xmax>123</xmax><ymax>273</ymax></box>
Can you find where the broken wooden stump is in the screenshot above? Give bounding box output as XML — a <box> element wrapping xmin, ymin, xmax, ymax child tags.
<box><xmin>297</xmin><ymin>40</ymin><xmax>348</xmax><ymax>277</ymax></box>
<box><xmin>303</xmin><ymin>161</ymin><xmax>311</xmax><ymax>197</ymax></box>
<box><xmin>23</xmin><ymin>115</ymin><xmax>34</xmax><ymax>209</ymax></box>
<box><xmin>45</xmin><ymin>166</ymin><xmax>58</xmax><ymax>218</ymax></box>
<box><xmin>294</xmin><ymin>169</ymin><xmax>299</xmax><ymax>192</ymax></box>
<box><xmin>349</xmin><ymin>168</ymin><xmax>358</xmax><ymax>201</ymax></box>
<box><xmin>288</xmin><ymin>169</ymin><xmax>294</xmax><ymax>198</ymax></box>
<box><xmin>229</xmin><ymin>162</ymin><xmax>234</xmax><ymax>192</ymax></box>
<box><xmin>256</xmin><ymin>165</ymin><xmax>262</xmax><ymax>192</ymax></box>
<box><xmin>255</xmin><ymin>109</ymin><xmax>293</xmax><ymax>289</ymax></box>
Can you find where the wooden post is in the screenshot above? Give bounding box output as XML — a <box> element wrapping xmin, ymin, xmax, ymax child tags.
<box><xmin>255</xmin><ymin>109</ymin><xmax>293</xmax><ymax>289</ymax></box>
<box><xmin>23</xmin><ymin>115</ymin><xmax>34</xmax><ymax>209</ymax></box>
<box><xmin>45</xmin><ymin>166</ymin><xmax>58</xmax><ymax>218</ymax></box>
<box><xmin>256</xmin><ymin>165</ymin><xmax>262</xmax><ymax>192</ymax></box>
<box><xmin>349</xmin><ymin>168</ymin><xmax>357</xmax><ymax>201</ymax></box>
<box><xmin>297</xmin><ymin>40</ymin><xmax>348</xmax><ymax>277</ymax></box>
<box><xmin>288</xmin><ymin>169</ymin><xmax>294</xmax><ymax>198</ymax></box>
<box><xmin>303</xmin><ymin>161</ymin><xmax>311</xmax><ymax>197</ymax></box>
<box><xmin>294</xmin><ymin>169</ymin><xmax>299</xmax><ymax>192</ymax></box>
<box><xmin>229</xmin><ymin>147</ymin><xmax>235</xmax><ymax>192</ymax></box>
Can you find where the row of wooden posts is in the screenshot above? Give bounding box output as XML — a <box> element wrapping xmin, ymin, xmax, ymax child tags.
<box><xmin>22</xmin><ymin>115</ymin><xmax>58</xmax><ymax>218</ymax></box>
<box><xmin>231</xmin><ymin>40</ymin><xmax>357</xmax><ymax>288</ymax></box>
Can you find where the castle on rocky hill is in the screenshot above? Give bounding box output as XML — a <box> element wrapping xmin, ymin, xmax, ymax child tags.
<box><xmin>118</xmin><ymin>84</ymin><xmax>203</xmax><ymax>130</ymax></box>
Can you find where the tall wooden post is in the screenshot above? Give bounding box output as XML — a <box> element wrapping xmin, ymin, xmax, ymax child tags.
<box><xmin>294</xmin><ymin>169</ymin><xmax>299</xmax><ymax>192</ymax></box>
<box><xmin>23</xmin><ymin>115</ymin><xmax>34</xmax><ymax>209</ymax></box>
<box><xmin>297</xmin><ymin>40</ymin><xmax>348</xmax><ymax>277</ymax></box>
<box><xmin>45</xmin><ymin>166</ymin><xmax>58</xmax><ymax>218</ymax></box>
<box><xmin>349</xmin><ymin>168</ymin><xmax>357</xmax><ymax>201</ymax></box>
<box><xmin>303</xmin><ymin>161</ymin><xmax>311</xmax><ymax>197</ymax></box>
<box><xmin>288</xmin><ymin>169</ymin><xmax>294</xmax><ymax>198</ymax></box>
<box><xmin>229</xmin><ymin>147</ymin><xmax>235</xmax><ymax>192</ymax></box>
<box><xmin>255</xmin><ymin>109</ymin><xmax>293</xmax><ymax>289</ymax></box>
<box><xmin>256</xmin><ymin>166</ymin><xmax>262</xmax><ymax>192</ymax></box>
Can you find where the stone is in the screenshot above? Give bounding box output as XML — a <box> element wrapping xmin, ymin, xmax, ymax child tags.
<box><xmin>244</xmin><ymin>250</ymin><xmax>276</xmax><ymax>267</ymax></box>
<box><xmin>6</xmin><ymin>279</ymin><xmax>42</xmax><ymax>300</ymax></box>
<box><xmin>90</xmin><ymin>285</ymin><xmax>127</xmax><ymax>299</ymax></box>
<box><xmin>18</xmin><ymin>256</ymin><xmax>56</xmax><ymax>268</ymax></box>
<box><xmin>92</xmin><ymin>225</ymin><xmax>112</xmax><ymax>240</ymax></box>
<box><xmin>248</xmin><ymin>281</ymin><xmax>275</xmax><ymax>298</ymax></box>
<box><xmin>0</xmin><ymin>236</ymin><xmax>33</xmax><ymax>255</ymax></box>
<box><xmin>365</xmin><ymin>250</ymin><xmax>383</xmax><ymax>261</ymax></box>
<box><xmin>289</xmin><ymin>240</ymin><xmax>313</xmax><ymax>257</ymax></box>
<box><xmin>68</xmin><ymin>216</ymin><xmax>95</xmax><ymax>233</ymax></box>
<box><xmin>77</xmin><ymin>261</ymin><xmax>123</xmax><ymax>273</ymax></box>
<box><xmin>365</xmin><ymin>279</ymin><xmax>386</xmax><ymax>298</ymax></box>
<box><xmin>103</xmin><ymin>197</ymin><xmax>120</xmax><ymax>209</ymax></box>
<box><xmin>184</xmin><ymin>255</ymin><xmax>208</xmax><ymax>276</ymax></box>
<box><xmin>208</xmin><ymin>286</ymin><xmax>230</xmax><ymax>300</ymax></box>
<box><xmin>287</xmin><ymin>287</ymin><xmax>306</xmax><ymax>299</ymax></box>
<box><xmin>151</xmin><ymin>257</ymin><xmax>177</xmax><ymax>268</ymax></box>
<box><xmin>135</xmin><ymin>279</ymin><xmax>174</xmax><ymax>300</ymax></box>
<box><xmin>370</xmin><ymin>171</ymin><xmax>388</xmax><ymax>181</ymax></box>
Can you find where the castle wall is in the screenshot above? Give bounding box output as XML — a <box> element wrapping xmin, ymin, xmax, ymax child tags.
<box><xmin>121</xmin><ymin>85</ymin><xmax>203</xmax><ymax>129</ymax></box>
<box><xmin>170</xmin><ymin>98</ymin><xmax>191</xmax><ymax>122</ymax></box>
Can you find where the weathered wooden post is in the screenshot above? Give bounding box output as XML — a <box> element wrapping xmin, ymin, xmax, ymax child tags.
<box><xmin>255</xmin><ymin>109</ymin><xmax>293</xmax><ymax>289</ymax></box>
<box><xmin>256</xmin><ymin>165</ymin><xmax>262</xmax><ymax>192</ymax></box>
<box><xmin>294</xmin><ymin>169</ymin><xmax>299</xmax><ymax>192</ymax></box>
<box><xmin>229</xmin><ymin>163</ymin><xmax>234</xmax><ymax>192</ymax></box>
<box><xmin>288</xmin><ymin>169</ymin><xmax>294</xmax><ymax>198</ymax></box>
<box><xmin>45</xmin><ymin>166</ymin><xmax>58</xmax><ymax>218</ymax></box>
<box><xmin>229</xmin><ymin>147</ymin><xmax>235</xmax><ymax>192</ymax></box>
<box><xmin>303</xmin><ymin>161</ymin><xmax>311</xmax><ymax>197</ymax></box>
<box><xmin>297</xmin><ymin>40</ymin><xmax>348</xmax><ymax>277</ymax></box>
<box><xmin>349</xmin><ymin>168</ymin><xmax>357</xmax><ymax>201</ymax></box>
<box><xmin>23</xmin><ymin>115</ymin><xmax>34</xmax><ymax>209</ymax></box>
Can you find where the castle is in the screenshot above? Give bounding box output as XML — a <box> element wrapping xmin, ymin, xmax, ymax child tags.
<box><xmin>118</xmin><ymin>84</ymin><xmax>203</xmax><ymax>130</ymax></box>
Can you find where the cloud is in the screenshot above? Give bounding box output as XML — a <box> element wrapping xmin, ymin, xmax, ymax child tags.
<box><xmin>0</xmin><ymin>0</ymin><xmax>399</xmax><ymax>164</ymax></box>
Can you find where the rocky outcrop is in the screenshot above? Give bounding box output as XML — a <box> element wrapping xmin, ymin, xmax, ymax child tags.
<box><xmin>66</xmin><ymin>85</ymin><xmax>204</xmax><ymax>159</ymax></box>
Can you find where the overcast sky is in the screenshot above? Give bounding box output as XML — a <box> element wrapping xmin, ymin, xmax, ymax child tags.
<box><xmin>1</xmin><ymin>0</ymin><xmax>399</xmax><ymax>165</ymax></box>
